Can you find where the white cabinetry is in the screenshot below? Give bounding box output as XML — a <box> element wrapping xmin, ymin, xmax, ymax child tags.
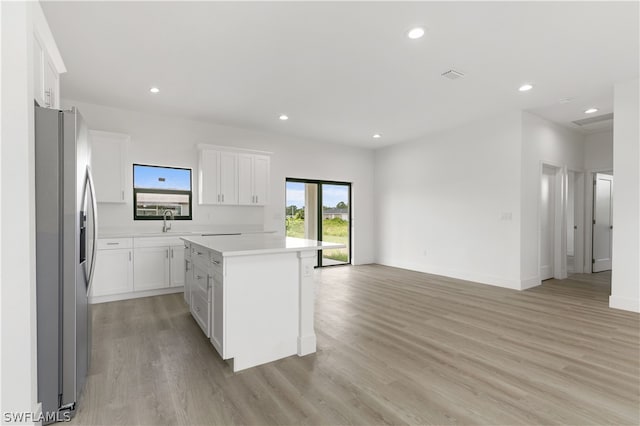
<box><xmin>33</xmin><ymin>3</ymin><xmax>65</xmax><ymax>108</ymax></box>
<box><xmin>133</xmin><ymin>237</ymin><xmax>185</xmax><ymax>291</ymax></box>
<box><xmin>90</xmin><ymin>238</ymin><xmax>133</xmax><ymax>299</ymax></box>
<box><xmin>89</xmin><ymin>131</ymin><xmax>129</xmax><ymax>203</ymax></box>
<box><xmin>238</xmin><ymin>154</ymin><xmax>270</xmax><ymax>205</ymax></box>
<box><xmin>133</xmin><ymin>246</ymin><xmax>170</xmax><ymax>291</ymax></box>
<box><xmin>198</xmin><ymin>150</ymin><xmax>238</xmax><ymax>205</ymax></box>
<box><xmin>198</xmin><ymin>145</ymin><xmax>271</xmax><ymax>206</ymax></box>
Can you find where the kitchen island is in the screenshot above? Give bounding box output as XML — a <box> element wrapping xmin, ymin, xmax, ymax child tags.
<box><xmin>181</xmin><ymin>234</ymin><xmax>345</xmax><ymax>372</ymax></box>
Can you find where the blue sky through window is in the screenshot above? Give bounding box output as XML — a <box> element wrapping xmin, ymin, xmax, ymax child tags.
<box><xmin>134</xmin><ymin>165</ymin><xmax>191</xmax><ymax>190</ymax></box>
<box><xmin>286</xmin><ymin>182</ymin><xmax>348</xmax><ymax>208</ymax></box>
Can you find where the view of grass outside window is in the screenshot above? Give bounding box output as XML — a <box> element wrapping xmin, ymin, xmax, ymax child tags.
<box><xmin>285</xmin><ymin>180</ymin><xmax>350</xmax><ymax>265</ymax></box>
<box><xmin>133</xmin><ymin>164</ymin><xmax>192</xmax><ymax>220</ymax></box>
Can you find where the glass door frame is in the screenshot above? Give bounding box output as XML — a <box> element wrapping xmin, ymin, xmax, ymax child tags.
<box><xmin>285</xmin><ymin>177</ymin><xmax>352</xmax><ymax>267</ymax></box>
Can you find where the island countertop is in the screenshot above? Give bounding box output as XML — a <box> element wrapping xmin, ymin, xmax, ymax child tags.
<box><xmin>181</xmin><ymin>234</ymin><xmax>345</xmax><ymax>257</ymax></box>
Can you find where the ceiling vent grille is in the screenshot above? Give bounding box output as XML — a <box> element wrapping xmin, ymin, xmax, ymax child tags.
<box><xmin>572</xmin><ymin>113</ymin><xmax>614</xmax><ymax>126</ymax></box>
<box><xmin>441</xmin><ymin>69</ymin><xmax>464</xmax><ymax>80</ymax></box>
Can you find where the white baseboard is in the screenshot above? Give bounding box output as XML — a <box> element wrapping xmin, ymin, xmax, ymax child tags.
<box><xmin>520</xmin><ymin>276</ymin><xmax>541</xmax><ymax>290</ymax></box>
<box><xmin>297</xmin><ymin>334</ymin><xmax>317</xmax><ymax>356</ymax></box>
<box><xmin>609</xmin><ymin>295</ymin><xmax>640</xmax><ymax>313</ymax></box>
<box><xmin>377</xmin><ymin>259</ymin><xmax>522</xmax><ymax>290</ymax></box>
<box><xmin>90</xmin><ymin>286</ymin><xmax>183</xmax><ymax>304</ymax></box>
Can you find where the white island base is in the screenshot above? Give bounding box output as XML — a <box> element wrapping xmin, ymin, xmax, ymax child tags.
<box><xmin>181</xmin><ymin>235</ymin><xmax>344</xmax><ymax>372</ymax></box>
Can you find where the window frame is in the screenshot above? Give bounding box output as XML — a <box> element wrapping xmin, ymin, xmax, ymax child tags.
<box><xmin>132</xmin><ymin>163</ymin><xmax>193</xmax><ymax>221</ymax></box>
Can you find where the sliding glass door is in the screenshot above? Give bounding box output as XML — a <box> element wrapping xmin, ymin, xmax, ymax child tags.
<box><xmin>285</xmin><ymin>179</ymin><xmax>351</xmax><ymax>266</ymax></box>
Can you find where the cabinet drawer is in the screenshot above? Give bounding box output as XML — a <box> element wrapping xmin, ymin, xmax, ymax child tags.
<box><xmin>97</xmin><ymin>238</ymin><xmax>133</xmax><ymax>250</ymax></box>
<box><xmin>210</xmin><ymin>252</ymin><xmax>223</xmax><ymax>273</ymax></box>
<box><xmin>192</xmin><ymin>264</ymin><xmax>209</xmax><ymax>293</ymax></box>
<box><xmin>134</xmin><ymin>236</ymin><xmax>184</xmax><ymax>248</ymax></box>
<box><xmin>191</xmin><ymin>290</ymin><xmax>210</xmax><ymax>337</ymax></box>
<box><xmin>191</xmin><ymin>245</ymin><xmax>209</xmax><ymax>263</ymax></box>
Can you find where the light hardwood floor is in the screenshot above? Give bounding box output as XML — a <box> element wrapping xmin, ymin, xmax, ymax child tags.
<box><xmin>72</xmin><ymin>266</ymin><xmax>639</xmax><ymax>425</ymax></box>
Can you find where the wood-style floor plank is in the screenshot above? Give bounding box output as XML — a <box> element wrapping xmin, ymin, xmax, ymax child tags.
<box><xmin>71</xmin><ymin>266</ymin><xmax>639</xmax><ymax>425</ymax></box>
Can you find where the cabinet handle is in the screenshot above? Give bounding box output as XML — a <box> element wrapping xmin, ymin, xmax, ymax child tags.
<box><xmin>166</xmin><ymin>249</ymin><xmax>169</xmax><ymax>259</ymax></box>
<box><xmin>195</xmin><ymin>251</ymin><xmax>204</xmax><ymax>256</ymax></box>
<box><xmin>171</xmin><ymin>248</ymin><xmax>174</xmax><ymax>258</ymax></box>
<box><xmin>45</xmin><ymin>89</ymin><xmax>51</xmax><ymax>107</ymax></box>
<box><xmin>196</xmin><ymin>275</ymin><xmax>204</xmax><ymax>280</ymax></box>
<box><xmin>129</xmin><ymin>251</ymin><xmax>132</xmax><ymax>261</ymax></box>
<box><xmin>121</xmin><ymin>190</ymin><xmax>124</xmax><ymax>200</ymax></box>
<box><xmin>106</xmin><ymin>242</ymin><xmax>119</xmax><ymax>245</ymax></box>
<box><xmin>207</xmin><ymin>275</ymin><xmax>212</xmax><ymax>289</ymax></box>
<box><xmin>217</xmin><ymin>194</ymin><xmax>220</xmax><ymax>202</ymax></box>
<box><xmin>256</xmin><ymin>195</ymin><xmax>259</xmax><ymax>203</ymax></box>
<box><xmin>222</xmin><ymin>194</ymin><xmax>224</xmax><ymax>202</ymax></box>
<box><xmin>211</xmin><ymin>259</ymin><xmax>220</xmax><ymax>265</ymax></box>
<box><xmin>195</xmin><ymin>306</ymin><xmax>200</xmax><ymax>313</ymax></box>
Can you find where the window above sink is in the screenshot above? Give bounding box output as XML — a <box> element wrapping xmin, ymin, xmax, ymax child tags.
<box><xmin>133</xmin><ymin>164</ymin><xmax>192</xmax><ymax>220</ymax></box>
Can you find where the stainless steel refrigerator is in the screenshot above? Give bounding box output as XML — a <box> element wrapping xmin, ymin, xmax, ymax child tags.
<box><xmin>35</xmin><ymin>105</ymin><xmax>97</xmax><ymax>423</ymax></box>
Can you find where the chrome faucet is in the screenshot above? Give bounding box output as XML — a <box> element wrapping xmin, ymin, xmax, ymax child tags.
<box><xmin>162</xmin><ymin>209</ymin><xmax>174</xmax><ymax>232</ymax></box>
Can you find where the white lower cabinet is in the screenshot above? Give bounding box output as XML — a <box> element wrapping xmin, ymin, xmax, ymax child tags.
<box><xmin>191</xmin><ymin>263</ymin><xmax>211</xmax><ymax>337</ymax></box>
<box><xmin>91</xmin><ymin>236</ymin><xmax>186</xmax><ymax>303</ymax></box>
<box><xmin>133</xmin><ymin>246</ymin><xmax>171</xmax><ymax>291</ymax></box>
<box><xmin>170</xmin><ymin>245</ymin><xmax>185</xmax><ymax>287</ymax></box>
<box><xmin>91</xmin><ymin>238</ymin><xmax>133</xmax><ymax>297</ymax></box>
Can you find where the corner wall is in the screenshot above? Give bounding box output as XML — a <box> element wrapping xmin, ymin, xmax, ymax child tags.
<box><xmin>520</xmin><ymin>112</ymin><xmax>585</xmax><ymax>287</ymax></box>
<box><xmin>1</xmin><ymin>0</ymin><xmax>40</xmax><ymax>420</ymax></box>
<box><xmin>374</xmin><ymin>111</ymin><xmax>523</xmax><ymax>289</ymax></box>
<box><xmin>611</xmin><ymin>78</ymin><xmax>640</xmax><ymax>312</ymax></box>
<box><xmin>62</xmin><ymin>99</ymin><xmax>376</xmax><ymax>265</ymax></box>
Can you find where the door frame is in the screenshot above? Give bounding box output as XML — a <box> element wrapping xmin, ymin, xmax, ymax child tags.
<box><xmin>584</xmin><ymin>169</ymin><xmax>614</xmax><ymax>273</ymax></box>
<box><xmin>538</xmin><ymin>162</ymin><xmax>568</xmax><ymax>283</ymax></box>
<box><xmin>285</xmin><ymin>177</ymin><xmax>352</xmax><ymax>267</ymax></box>
<box><xmin>589</xmin><ymin>170</ymin><xmax>614</xmax><ymax>273</ymax></box>
<box><xmin>567</xmin><ymin>169</ymin><xmax>586</xmax><ymax>274</ymax></box>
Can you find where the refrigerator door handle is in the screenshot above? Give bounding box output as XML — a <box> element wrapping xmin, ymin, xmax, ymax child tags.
<box><xmin>85</xmin><ymin>165</ymin><xmax>99</xmax><ymax>296</ymax></box>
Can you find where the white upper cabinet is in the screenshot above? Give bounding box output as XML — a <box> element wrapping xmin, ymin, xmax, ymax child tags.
<box><xmin>33</xmin><ymin>2</ymin><xmax>65</xmax><ymax>109</ymax></box>
<box><xmin>199</xmin><ymin>149</ymin><xmax>238</xmax><ymax>205</ymax></box>
<box><xmin>89</xmin><ymin>131</ymin><xmax>129</xmax><ymax>203</ymax></box>
<box><xmin>238</xmin><ymin>154</ymin><xmax>270</xmax><ymax>206</ymax></box>
<box><xmin>219</xmin><ymin>151</ymin><xmax>238</xmax><ymax>205</ymax></box>
<box><xmin>199</xmin><ymin>146</ymin><xmax>271</xmax><ymax>206</ymax></box>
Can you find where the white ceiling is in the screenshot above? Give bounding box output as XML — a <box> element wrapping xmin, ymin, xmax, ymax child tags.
<box><xmin>42</xmin><ymin>1</ymin><xmax>639</xmax><ymax>148</ymax></box>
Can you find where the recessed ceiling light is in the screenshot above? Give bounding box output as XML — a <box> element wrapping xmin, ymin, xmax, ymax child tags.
<box><xmin>372</xmin><ymin>134</ymin><xmax>381</xmax><ymax>139</ymax></box>
<box><xmin>149</xmin><ymin>87</ymin><xmax>160</xmax><ymax>94</ymax></box>
<box><xmin>279</xmin><ymin>114</ymin><xmax>289</xmax><ymax>121</ymax></box>
<box><xmin>518</xmin><ymin>84</ymin><xmax>533</xmax><ymax>92</ymax></box>
<box><xmin>584</xmin><ymin>108</ymin><xmax>599</xmax><ymax>114</ymax></box>
<box><xmin>407</xmin><ymin>27</ymin><xmax>425</xmax><ymax>39</ymax></box>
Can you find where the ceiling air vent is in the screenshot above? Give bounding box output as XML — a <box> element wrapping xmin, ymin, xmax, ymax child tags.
<box><xmin>441</xmin><ymin>69</ymin><xmax>464</xmax><ymax>80</ymax></box>
<box><xmin>572</xmin><ymin>113</ymin><xmax>614</xmax><ymax>127</ymax></box>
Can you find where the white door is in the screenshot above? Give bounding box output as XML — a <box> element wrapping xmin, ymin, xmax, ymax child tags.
<box><xmin>237</xmin><ymin>154</ymin><xmax>254</xmax><ymax>205</ymax></box>
<box><xmin>540</xmin><ymin>167</ymin><xmax>556</xmax><ymax>280</ymax></box>
<box><xmin>252</xmin><ymin>155</ymin><xmax>270</xmax><ymax>205</ymax></box>
<box><xmin>133</xmin><ymin>246</ymin><xmax>170</xmax><ymax>291</ymax></box>
<box><xmin>169</xmin><ymin>245</ymin><xmax>185</xmax><ymax>287</ymax></box>
<box><xmin>91</xmin><ymin>249</ymin><xmax>133</xmax><ymax>297</ymax></box>
<box><xmin>199</xmin><ymin>150</ymin><xmax>220</xmax><ymax>204</ymax></box>
<box><xmin>593</xmin><ymin>173</ymin><xmax>613</xmax><ymax>272</ymax></box>
<box><xmin>219</xmin><ymin>152</ymin><xmax>238</xmax><ymax>204</ymax></box>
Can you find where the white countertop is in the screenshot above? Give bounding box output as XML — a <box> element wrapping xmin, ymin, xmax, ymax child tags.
<box><xmin>181</xmin><ymin>234</ymin><xmax>345</xmax><ymax>257</ymax></box>
<box><xmin>98</xmin><ymin>225</ymin><xmax>275</xmax><ymax>239</ymax></box>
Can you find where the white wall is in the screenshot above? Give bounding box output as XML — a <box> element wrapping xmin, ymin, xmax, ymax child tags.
<box><xmin>0</xmin><ymin>1</ymin><xmax>40</xmax><ymax>421</ymax></box>
<box><xmin>520</xmin><ymin>112</ymin><xmax>585</xmax><ymax>287</ymax></box>
<box><xmin>584</xmin><ymin>130</ymin><xmax>613</xmax><ymax>171</ymax></box>
<box><xmin>62</xmin><ymin>99</ymin><xmax>376</xmax><ymax>265</ymax></box>
<box><xmin>375</xmin><ymin>111</ymin><xmax>523</xmax><ymax>289</ymax></box>
<box><xmin>611</xmin><ymin>78</ymin><xmax>639</xmax><ymax>312</ymax></box>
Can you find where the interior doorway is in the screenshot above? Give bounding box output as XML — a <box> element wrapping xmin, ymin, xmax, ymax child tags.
<box><xmin>592</xmin><ymin>172</ymin><xmax>613</xmax><ymax>272</ymax></box>
<box><xmin>566</xmin><ymin>170</ymin><xmax>585</xmax><ymax>274</ymax></box>
<box><xmin>285</xmin><ymin>178</ymin><xmax>351</xmax><ymax>267</ymax></box>
<box><xmin>540</xmin><ymin>165</ymin><xmax>558</xmax><ymax>280</ymax></box>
